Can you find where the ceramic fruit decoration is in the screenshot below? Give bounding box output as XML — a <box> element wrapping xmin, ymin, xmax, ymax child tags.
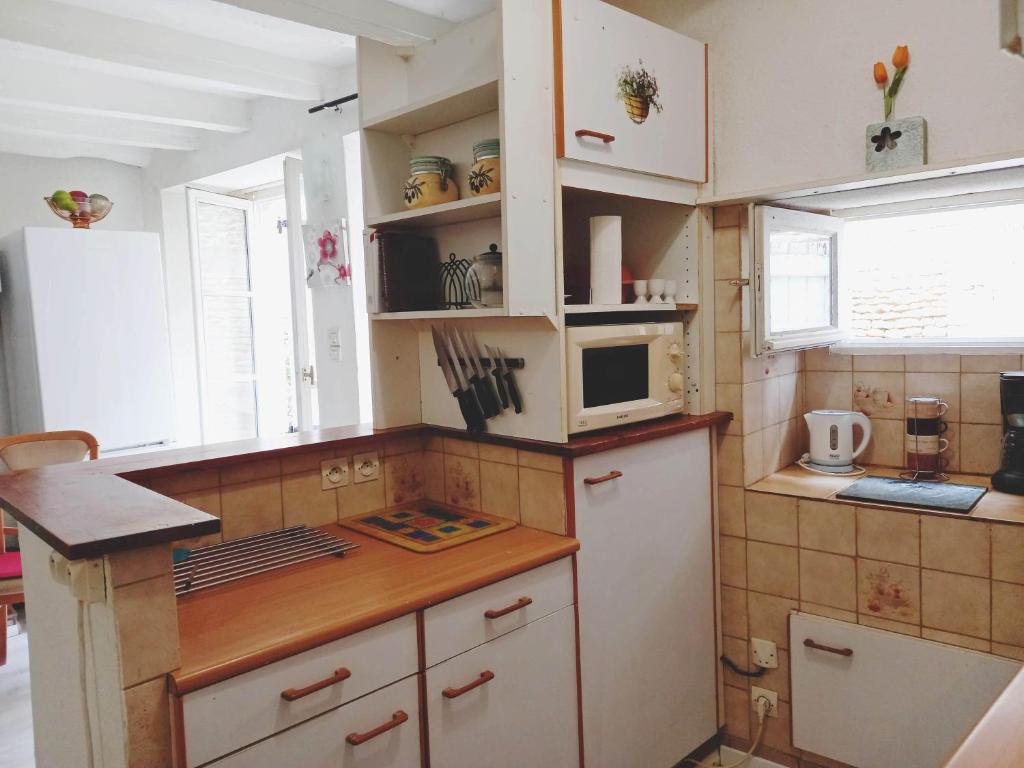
<box><xmin>468</xmin><ymin>138</ymin><xmax>501</xmax><ymax>197</ymax></box>
<box><xmin>403</xmin><ymin>156</ymin><xmax>458</xmax><ymax>210</ymax></box>
<box><xmin>866</xmin><ymin>45</ymin><xmax>926</xmax><ymax>172</ymax></box>
<box><xmin>44</xmin><ymin>189</ymin><xmax>114</xmax><ymax>229</ymax></box>
<box><xmin>617</xmin><ymin>59</ymin><xmax>663</xmax><ymax>124</ymax></box>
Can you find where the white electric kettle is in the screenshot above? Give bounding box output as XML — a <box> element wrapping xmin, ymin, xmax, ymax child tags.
<box><xmin>803</xmin><ymin>410</ymin><xmax>872</xmax><ymax>472</ymax></box>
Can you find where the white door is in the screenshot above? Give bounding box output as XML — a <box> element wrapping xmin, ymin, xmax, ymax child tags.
<box><xmin>574</xmin><ymin>429</ymin><xmax>717</xmax><ymax>768</ymax></box>
<box><xmin>559</xmin><ymin>0</ymin><xmax>706</xmax><ymax>182</ymax></box>
<box><xmin>426</xmin><ymin>607</ymin><xmax>580</xmax><ymax>768</ymax></box>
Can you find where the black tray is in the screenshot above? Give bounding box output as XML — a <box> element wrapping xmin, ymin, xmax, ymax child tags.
<box><xmin>835</xmin><ymin>476</ymin><xmax>987</xmax><ymax>513</ymax></box>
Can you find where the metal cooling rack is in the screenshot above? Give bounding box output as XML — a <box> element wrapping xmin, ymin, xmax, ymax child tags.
<box><xmin>174</xmin><ymin>525</ymin><xmax>359</xmax><ymax>596</ymax></box>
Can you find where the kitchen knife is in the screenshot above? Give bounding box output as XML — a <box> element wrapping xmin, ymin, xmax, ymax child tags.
<box><xmin>496</xmin><ymin>346</ymin><xmax>523</xmax><ymax>414</ymax></box>
<box><xmin>462</xmin><ymin>329</ymin><xmax>504</xmax><ymax>417</ymax></box>
<box><xmin>432</xmin><ymin>326</ymin><xmax>486</xmax><ymax>433</ymax></box>
<box><xmin>485</xmin><ymin>343</ymin><xmax>509</xmax><ymax>409</ymax></box>
<box><xmin>452</xmin><ymin>327</ymin><xmax>499</xmax><ymax>419</ymax></box>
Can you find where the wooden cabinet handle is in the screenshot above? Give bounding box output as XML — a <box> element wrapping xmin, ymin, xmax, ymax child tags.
<box><xmin>280</xmin><ymin>667</ymin><xmax>351</xmax><ymax>701</ymax></box>
<box><xmin>803</xmin><ymin>638</ymin><xmax>853</xmax><ymax>657</ymax></box>
<box><xmin>584</xmin><ymin>470</ymin><xmax>623</xmax><ymax>485</ymax></box>
<box><xmin>484</xmin><ymin>596</ymin><xmax>533</xmax><ymax>619</ymax></box>
<box><xmin>346</xmin><ymin>710</ymin><xmax>408</xmax><ymax>745</ymax></box>
<box><xmin>443</xmin><ymin>670</ymin><xmax>495</xmax><ymax>699</ymax></box>
<box><xmin>574</xmin><ymin>129</ymin><xmax>615</xmax><ymax>143</ymax></box>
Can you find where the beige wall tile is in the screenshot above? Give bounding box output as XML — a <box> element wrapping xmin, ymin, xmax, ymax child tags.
<box><xmin>383</xmin><ymin>452</ymin><xmax>425</xmax><ymax>507</ymax></box>
<box><xmin>920</xmin><ymin>516</ymin><xmax>990</xmax><ymax>577</ymax></box>
<box><xmin>220</xmin><ymin>478</ymin><xmax>283</xmax><ymax>540</ymax></box>
<box><xmin>719</xmin><ymin>486</ymin><xmax>746</xmax><ymax>537</ymax></box>
<box><xmin>745</xmin><ymin>492</ymin><xmax>797</xmax><ymax>545</ymax></box>
<box><xmin>742</xmin><ymin>431</ymin><xmax>764</xmax><ymax>486</ymax></box>
<box><xmin>798</xmin><ymin>500</ymin><xmax>855</xmax><ymax>555</ymax></box>
<box><xmin>714</xmin><ymin>206</ymin><xmax>740</xmax><ymax>229</ymax></box>
<box><xmin>124</xmin><ymin>676</ymin><xmax>172</xmax><ymax>767</ymax></box>
<box><xmin>280</xmin><ymin>448</ymin><xmax>337</xmax><ymax>476</ymax></box>
<box><xmin>114</xmin><ymin>574</ymin><xmax>181</xmax><ymax>688</ymax></box>
<box><xmin>800</xmin><ymin>550</ymin><xmax>857</xmax><ymax>611</ymax></box>
<box><xmin>853</xmin><ymin>355</ymin><xmax>905</xmax><ymax>372</ymax></box>
<box><xmin>425</xmin><ymin>435</ymin><xmax>444</xmax><ymax>452</ymax></box>
<box><xmin>805</xmin><ymin>347</ymin><xmax>852</xmax><ymax>372</ymax></box>
<box><xmin>961</xmin><ymin>373</ymin><xmax>1002</xmax><ymax>425</ymax></box>
<box><xmin>338</xmin><ymin>477</ymin><xmax>385</xmax><ymax>519</ymax></box>
<box><xmin>961</xmin><ymin>355</ymin><xmax>1022</xmax><ymax>373</ymax></box>
<box><xmin>107</xmin><ymin>544</ymin><xmax>172</xmax><ymax>588</ymax></box>
<box><xmin>723</xmin><ymin>684</ymin><xmax>750</xmax><ymax>741</ymax></box>
<box><xmin>220</xmin><ymin>457</ymin><xmax>280</xmax><ymax>486</ymax></box>
<box><xmin>383</xmin><ymin>435</ymin><xmax>423</xmax><ymax>456</ymax></box>
<box><xmin>747</xmin><ymin>592</ymin><xmax>798</xmax><ymax>649</ymax></box>
<box><xmin>761</xmin><ymin>423</ymin><xmax>783</xmax><ymax>476</ymax></box>
<box><xmin>804</xmin><ymin>371</ymin><xmax>853</xmax><ymax>411</ymax></box>
<box><xmin>478</xmin><ymin>443</ymin><xmax>517</xmax><ymax>465</ymax></box>
<box><xmin>777</xmin><ymin>373</ymin><xmax>803</xmax><ymax>422</ymax></box>
<box><xmin>721</xmin><ymin>535</ymin><xmax>748</xmax><ymax>588</ymax></box>
<box><xmin>758</xmin><ymin>647</ymin><xmax>790</xmax><ymax>702</ymax></box>
<box><xmin>853</xmin><ymin>372</ymin><xmax>904</xmax><ymax>420</ymax></box>
<box><xmin>479</xmin><ymin>460</ymin><xmax>520</xmax><ymax>523</ymax></box>
<box><xmin>722</xmin><ymin>635</ymin><xmax>750</xmax><ymax>689</ymax></box>
<box><xmin>282</xmin><ymin>471</ymin><xmax>338</xmax><ymax>527</ymax></box>
<box><xmin>443</xmin><ymin>437</ymin><xmax>479</xmax><ymax>458</ymax></box>
<box><xmin>921</xmin><ymin>569</ymin><xmax>990</xmax><ymax>638</ymax></box>
<box><xmin>747</xmin><ymin>541</ymin><xmax>799</xmax><ymax>598</ymax></box>
<box><xmin>148</xmin><ymin>468</ymin><xmax>220</xmax><ymax>495</ymax></box>
<box><xmin>762</xmin><ymin>377</ymin><xmax>781</xmax><ymax>426</ymax></box>
<box><xmin>905</xmin><ymin>372</ymin><xmax>960</xmax><ymax>422</ymax></box>
<box><xmin>992</xmin><ymin>581</ymin><xmax>1024</xmax><ymax>646</ymax></box>
<box><xmin>714</xmin><ymin>225</ymin><xmax>741</xmax><ymax>281</ymax></box>
<box><xmin>960</xmin><ymin>423</ymin><xmax>1003</xmax><ymax>475</ymax></box>
<box><xmin>922</xmin><ymin>628</ymin><xmax>991</xmax><ymax>653</ymax></box>
<box><xmin>518</xmin><ymin>467</ymin><xmax>565</xmax><ymax>534</ymax></box>
<box><xmin>718</xmin><ymin>383</ymin><xmax>744</xmax><ymax>436</ymax></box>
<box><xmin>722</xmin><ymin>585</ymin><xmax>749</xmax><ymax>639</ymax></box>
<box><xmin>761</xmin><ymin>701</ymin><xmax>797</xmax><ymax>756</ymax></box>
<box><xmin>858</xmin><ymin>558</ymin><xmax>921</xmax><ymax>624</ymax></box>
<box><xmin>857</xmin><ymin>507</ymin><xmax>920</xmax><ymax>565</ymax></box>
<box><xmin>942</xmin><ymin>421</ymin><xmax>962</xmax><ymax>473</ymax></box>
<box><xmin>716</xmin><ymin>332</ymin><xmax>742</xmax><ymax>384</ymax></box>
<box><xmin>859</xmin><ymin>615</ymin><xmax>921</xmax><ymax>637</ymax></box>
<box><xmin>800</xmin><ymin>602</ymin><xmax>856</xmax><ymax>623</ymax></box>
<box><xmin>779</xmin><ymin>417</ymin><xmax>804</xmax><ymax>469</ymax></box>
<box><xmin>992</xmin><ymin>643</ymin><xmax>1024</xmax><ymax>661</ymax></box>
<box><xmin>715</xmin><ymin>280</ymin><xmax>742</xmax><ymax>333</ymax></box>
<box><xmin>992</xmin><ymin>524</ymin><xmax>1024</xmax><ymax>584</ymax></box>
<box><xmin>423</xmin><ymin>450</ymin><xmax>445</xmax><ymax>502</ymax></box>
<box><xmin>444</xmin><ymin>454</ymin><xmax>481</xmax><ymax>511</ymax></box>
<box><xmin>905</xmin><ymin>354</ymin><xmax>960</xmax><ymax>373</ymax></box>
<box><xmin>718</xmin><ymin>434</ymin><xmax>744</xmax><ymax>487</ymax></box>
<box><xmin>176</xmin><ymin>488</ymin><xmax>223</xmax><ymax>548</ymax></box>
<box><xmin>517</xmin><ymin>450</ymin><xmax>563</xmax><ymax>474</ymax></box>
<box><xmin>741</xmin><ymin>381</ymin><xmax>764</xmax><ymax>435</ymax></box>
<box><xmin>859</xmin><ymin>418</ymin><xmax>904</xmax><ymax>468</ymax></box>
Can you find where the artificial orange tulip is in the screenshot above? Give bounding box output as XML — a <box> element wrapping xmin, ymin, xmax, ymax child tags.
<box><xmin>873</xmin><ymin>62</ymin><xmax>888</xmax><ymax>84</ymax></box>
<box><xmin>892</xmin><ymin>45</ymin><xmax>909</xmax><ymax>69</ymax></box>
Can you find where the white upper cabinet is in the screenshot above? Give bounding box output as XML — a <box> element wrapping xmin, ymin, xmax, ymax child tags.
<box><xmin>557</xmin><ymin>0</ymin><xmax>707</xmax><ymax>183</ymax></box>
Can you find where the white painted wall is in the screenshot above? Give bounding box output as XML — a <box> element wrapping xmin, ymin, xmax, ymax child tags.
<box><xmin>609</xmin><ymin>0</ymin><xmax>1024</xmax><ymax>195</ymax></box>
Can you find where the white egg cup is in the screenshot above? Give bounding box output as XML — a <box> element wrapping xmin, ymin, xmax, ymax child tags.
<box><xmin>633</xmin><ymin>280</ymin><xmax>648</xmax><ymax>304</ymax></box>
<box><xmin>648</xmin><ymin>278</ymin><xmax>665</xmax><ymax>303</ymax></box>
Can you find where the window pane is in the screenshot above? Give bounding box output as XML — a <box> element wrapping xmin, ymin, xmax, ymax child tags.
<box><xmin>205</xmin><ymin>381</ymin><xmax>258</xmax><ymax>443</ymax></box>
<box><xmin>203</xmin><ymin>296</ymin><xmax>256</xmax><ymax>379</ymax></box>
<box><xmin>844</xmin><ymin>202</ymin><xmax>1024</xmax><ymax>339</ymax></box>
<box><xmin>768</xmin><ymin>230</ymin><xmax>833</xmax><ymax>334</ymax></box>
<box><xmin>196</xmin><ymin>202</ymin><xmax>251</xmax><ymax>293</ymax></box>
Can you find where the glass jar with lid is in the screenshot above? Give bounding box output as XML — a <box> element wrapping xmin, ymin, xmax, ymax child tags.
<box><xmin>403</xmin><ymin>156</ymin><xmax>459</xmax><ymax>210</ymax></box>
<box><xmin>468</xmin><ymin>243</ymin><xmax>503</xmax><ymax>308</ymax></box>
<box><xmin>467</xmin><ymin>139</ymin><xmax>501</xmax><ymax>197</ymax></box>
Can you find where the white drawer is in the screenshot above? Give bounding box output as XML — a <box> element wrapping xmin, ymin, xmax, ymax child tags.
<box><xmin>423</xmin><ymin>557</ymin><xmax>574</xmax><ymax>667</ymax></box>
<box><xmin>183</xmin><ymin>615</ymin><xmax>418</xmax><ymax>768</ymax></box>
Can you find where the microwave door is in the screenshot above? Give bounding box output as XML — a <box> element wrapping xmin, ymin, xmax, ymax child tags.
<box><xmin>581</xmin><ymin>344</ymin><xmax>651</xmax><ymax>409</ymax></box>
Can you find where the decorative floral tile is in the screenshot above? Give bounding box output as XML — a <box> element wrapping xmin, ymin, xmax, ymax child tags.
<box><xmin>858</xmin><ymin>558</ymin><xmax>920</xmax><ymax>624</ymax></box>
<box><xmin>384</xmin><ymin>453</ymin><xmax>424</xmax><ymax>507</ymax></box>
<box><xmin>444</xmin><ymin>454</ymin><xmax>480</xmax><ymax>511</ymax></box>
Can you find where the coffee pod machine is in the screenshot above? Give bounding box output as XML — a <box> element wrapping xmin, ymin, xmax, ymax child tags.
<box><xmin>992</xmin><ymin>372</ymin><xmax>1024</xmax><ymax>494</ymax></box>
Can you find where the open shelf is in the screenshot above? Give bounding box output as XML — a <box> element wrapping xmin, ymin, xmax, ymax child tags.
<box><xmin>371</xmin><ymin>307</ymin><xmax>506</xmax><ymax>321</ymax></box>
<box><xmin>362</xmin><ymin>79</ymin><xmax>500</xmax><ymax>136</ymax></box>
<box><xmin>564</xmin><ymin>303</ymin><xmax>697</xmax><ymax>314</ymax></box>
<box><xmin>366</xmin><ymin>193</ymin><xmax>501</xmax><ymax>230</ymax></box>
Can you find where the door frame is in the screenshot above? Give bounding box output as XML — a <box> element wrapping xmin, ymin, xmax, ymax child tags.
<box><xmin>283</xmin><ymin>156</ymin><xmax>316</xmax><ymax>432</ymax></box>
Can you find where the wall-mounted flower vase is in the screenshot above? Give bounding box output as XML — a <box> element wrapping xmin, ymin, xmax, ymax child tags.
<box><xmin>865</xmin><ymin>116</ymin><xmax>927</xmax><ymax>172</ymax></box>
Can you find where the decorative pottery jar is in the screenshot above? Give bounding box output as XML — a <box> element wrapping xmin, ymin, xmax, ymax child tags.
<box><xmin>403</xmin><ymin>156</ymin><xmax>458</xmax><ymax>210</ymax></box>
<box><xmin>467</xmin><ymin>139</ymin><xmax>501</xmax><ymax>197</ymax></box>
<box><xmin>468</xmin><ymin>243</ymin><xmax>503</xmax><ymax>308</ymax></box>
<box><xmin>865</xmin><ymin>116</ymin><xmax>927</xmax><ymax>172</ymax></box>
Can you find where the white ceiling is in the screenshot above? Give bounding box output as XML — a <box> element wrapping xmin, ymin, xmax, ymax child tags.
<box><xmin>389</xmin><ymin>0</ymin><xmax>495</xmax><ymax>23</ymax></box>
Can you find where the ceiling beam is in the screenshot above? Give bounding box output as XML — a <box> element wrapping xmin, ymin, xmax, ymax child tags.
<box><xmin>0</xmin><ymin>59</ymin><xmax>250</xmax><ymax>133</ymax></box>
<box><xmin>210</xmin><ymin>0</ymin><xmax>455</xmax><ymax>46</ymax></box>
<box><xmin>0</xmin><ymin>105</ymin><xmax>200</xmax><ymax>151</ymax></box>
<box><xmin>0</xmin><ymin>129</ymin><xmax>151</xmax><ymax>167</ymax></box>
<box><xmin>0</xmin><ymin>0</ymin><xmax>342</xmax><ymax>101</ymax></box>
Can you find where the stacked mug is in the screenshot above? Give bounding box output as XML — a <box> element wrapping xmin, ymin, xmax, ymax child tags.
<box><xmin>906</xmin><ymin>397</ymin><xmax>949</xmax><ymax>474</ymax></box>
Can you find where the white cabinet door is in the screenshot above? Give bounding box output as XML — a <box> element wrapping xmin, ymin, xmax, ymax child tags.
<box><xmin>559</xmin><ymin>0</ymin><xmax>706</xmax><ymax>182</ymax></box>
<box><xmin>574</xmin><ymin>429</ymin><xmax>717</xmax><ymax>768</ymax></box>
<box><xmin>209</xmin><ymin>675</ymin><xmax>421</xmax><ymax>768</ymax></box>
<box><xmin>426</xmin><ymin>606</ymin><xmax>579</xmax><ymax>768</ymax></box>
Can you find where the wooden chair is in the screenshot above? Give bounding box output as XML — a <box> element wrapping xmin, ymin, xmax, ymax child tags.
<box><xmin>0</xmin><ymin>430</ymin><xmax>99</xmax><ymax>665</ymax></box>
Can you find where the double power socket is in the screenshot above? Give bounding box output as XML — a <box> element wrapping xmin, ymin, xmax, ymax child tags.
<box><xmin>320</xmin><ymin>452</ymin><xmax>380</xmax><ymax>491</ymax></box>
<box><xmin>749</xmin><ymin>637</ymin><xmax>779</xmax><ymax>718</ymax></box>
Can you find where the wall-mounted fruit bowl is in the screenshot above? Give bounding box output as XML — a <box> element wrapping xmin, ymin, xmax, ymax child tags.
<box><xmin>44</xmin><ymin>191</ymin><xmax>113</xmax><ymax>229</ymax></box>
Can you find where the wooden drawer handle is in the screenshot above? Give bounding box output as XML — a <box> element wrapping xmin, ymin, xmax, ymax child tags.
<box><xmin>280</xmin><ymin>667</ymin><xmax>351</xmax><ymax>701</ymax></box>
<box><xmin>803</xmin><ymin>638</ymin><xmax>853</xmax><ymax>657</ymax></box>
<box><xmin>346</xmin><ymin>710</ymin><xmax>409</xmax><ymax>746</ymax></box>
<box><xmin>584</xmin><ymin>470</ymin><xmax>623</xmax><ymax>485</ymax></box>
<box><xmin>484</xmin><ymin>596</ymin><xmax>533</xmax><ymax>619</ymax></box>
<box><xmin>443</xmin><ymin>670</ymin><xmax>495</xmax><ymax>699</ymax></box>
<box><xmin>575</xmin><ymin>129</ymin><xmax>615</xmax><ymax>143</ymax></box>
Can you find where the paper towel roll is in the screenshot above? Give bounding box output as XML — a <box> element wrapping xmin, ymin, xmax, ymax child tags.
<box><xmin>590</xmin><ymin>215</ymin><xmax>622</xmax><ymax>305</ymax></box>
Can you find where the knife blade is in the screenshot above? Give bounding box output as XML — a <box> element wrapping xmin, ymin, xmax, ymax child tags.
<box><xmin>497</xmin><ymin>346</ymin><xmax>523</xmax><ymax>414</ymax></box>
<box><xmin>452</xmin><ymin>327</ymin><xmax>499</xmax><ymax>419</ymax></box>
<box><xmin>432</xmin><ymin>326</ymin><xmax>485</xmax><ymax>433</ymax></box>
<box><xmin>463</xmin><ymin>329</ymin><xmax>504</xmax><ymax>416</ymax></box>
<box><xmin>486</xmin><ymin>344</ymin><xmax>509</xmax><ymax>409</ymax></box>
<box><xmin>442</xmin><ymin>327</ymin><xmax>487</xmax><ymax>432</ymax></box>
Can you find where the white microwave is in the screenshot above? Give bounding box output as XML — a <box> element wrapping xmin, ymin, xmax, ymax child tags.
<box><xmin>566</xmin><ymin>322</ymin><xmax>686</xmax><ymax>434</ymax></box>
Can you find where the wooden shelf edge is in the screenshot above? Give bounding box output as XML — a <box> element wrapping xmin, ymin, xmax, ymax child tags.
<box><xmin>564</xmin><ymin>303</ymin><xmax>697</xmax><ymax>314</ymax></box>
<box><xmin>366</xmin><ymin>193</ymin><xmax>501</xmax><ymax>229</ymax></box>
<box><xmin>361</xmin><ymin>78</ymin><xmax>500</xmax><ymax>135</ymax></box>
<box><xmin>370</xmin><ymin>307</ymin><xmax>506</xmax><ymax>320</ymax></box>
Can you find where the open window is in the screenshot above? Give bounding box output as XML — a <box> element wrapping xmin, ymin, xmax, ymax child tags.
<box><xmin>752</xmin><ymin>205</ymin><xmax>844</xmax><ymax>356</ymax></box>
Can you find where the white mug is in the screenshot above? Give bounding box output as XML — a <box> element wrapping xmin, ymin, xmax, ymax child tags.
<box><xmin>904</xmin><ymin>434</ymin><xmax>949</xmax><ymax>453</ymax></box>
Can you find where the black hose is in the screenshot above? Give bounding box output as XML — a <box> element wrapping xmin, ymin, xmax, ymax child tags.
<box><xmin>720</xmin><ymin>654</ymin><xmax>765</xmax><ymax>678</ymax></box>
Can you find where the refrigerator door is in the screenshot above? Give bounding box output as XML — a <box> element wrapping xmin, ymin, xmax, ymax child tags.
<box><xmin>24</xmin><ymin>228</ymin><xmax>174</xmax><ymax>452</ymax></box>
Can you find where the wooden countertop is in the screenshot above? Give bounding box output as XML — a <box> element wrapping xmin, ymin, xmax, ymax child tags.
<box><xmin>944</xmin><ymin>667</ymin><xmax>1024</xmax><ymax>767</ymax></box>
<box><xmin>171</xmin><ymin>524</ymin><xmax>579</xmax><ymax>694</ymax></box>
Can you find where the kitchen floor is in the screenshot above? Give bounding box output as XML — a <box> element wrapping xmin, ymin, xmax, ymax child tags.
<box><xmin>0</xmin><ymin>616</ymin><xmax>34</xmax><ymax>768</ymax></box>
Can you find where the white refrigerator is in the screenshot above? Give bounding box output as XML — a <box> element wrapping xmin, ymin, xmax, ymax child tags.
<box><xmin>0</xmin><ymin>227</ymin><xmax>175</xmax><ymax>453</ymax></box>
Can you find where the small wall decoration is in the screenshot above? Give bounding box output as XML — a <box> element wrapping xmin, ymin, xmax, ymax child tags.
<box><xmin>617</xmin><ymin>60</ymin><xmax>662</xmax><ymax>124</ymax></box>
<box><xmin>866</xmin><ymin>45</ymin><xmax>927</xmax><ymax>172</ymax></box>
<box><xmin>302</xmin><ymin>220</ymin><xmax>351</xmax><ymax>287</ymax></box>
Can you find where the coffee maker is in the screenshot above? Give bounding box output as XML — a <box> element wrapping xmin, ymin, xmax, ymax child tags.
<box><xmin>992</xmin><ymin>372</ymin><xmax>1024</xmax><ymax>494</ymax></box>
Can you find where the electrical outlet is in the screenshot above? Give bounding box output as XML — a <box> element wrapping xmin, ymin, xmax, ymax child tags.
<box><xmin>353</xmin><ymin>451</ymin><xmax>380</xmax><ymax>483</ymax></box>
<box><xmin>751</xmin><ymin>637</ymin><xmax>779</xmax><ymax>669</ymax></box>
<box><xmin>751</xmin><ymin>686</ymin><xmax>779</xmax><ymax>718</ymax></box>
<box><xmin>321</xmin><ymin>458</ymin><xmax>350</xmax><ymax>490</ymax></box>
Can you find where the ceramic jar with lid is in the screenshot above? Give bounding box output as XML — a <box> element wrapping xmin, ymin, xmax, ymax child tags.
<box><xmin>468</xmin><ymin>243</ymin><xmax>503</xmax><ymax>307</ymax></box>
<box><xmin>403</xmin><ymin>156</ymin><xmax>458</xmax><ymax>210</ymax></box>
<box><xmin>467</xmin><ymin>138</ymin><xmax>501</xmax><ymax>197</ymax></box>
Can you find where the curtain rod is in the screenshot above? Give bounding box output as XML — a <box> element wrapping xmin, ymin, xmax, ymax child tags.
<box><xmin>309</xmin><ymin>93</ymin><xmax>359</xmax><ymax>115</ymax></box>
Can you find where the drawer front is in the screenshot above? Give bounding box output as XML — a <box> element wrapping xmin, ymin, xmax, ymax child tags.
<box><xmin>209</xmin><ymin>675</ymin><xmax>421</xmax><ymax>768</ymax></box>
<box><xmin>423</xmin><ymin>557</ymin><xmax>573</xmax><ymax>667</ymax></box>
<box><xmin>183</xmin><ymin>615</ymin><xmax>418</xmax><ymax>768</ymax></box>
<box><xmin>426</xmin><ymin>606</ymin><xmax>579</xmax><ymax>768</ymax></box>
